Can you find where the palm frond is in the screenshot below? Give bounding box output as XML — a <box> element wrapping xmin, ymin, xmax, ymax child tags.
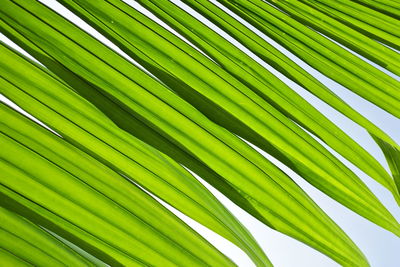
<box><xmin>0</xmin><ymin>0</ymin><xmax>399</xmax><ymax>266</ymax></box>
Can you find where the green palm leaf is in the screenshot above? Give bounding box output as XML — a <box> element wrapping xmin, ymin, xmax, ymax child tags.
<box><xmin>352</xmin><ymin>0</ymin><xmax>400</xmax><ymax>20</ymax></box>
<box><xmin>177</xmin><ymin>0</ymin><xmax>397</xmax><ymax>142</ymax></box>
<box><xmin>119</xmin><ymin>0</ymin><xmax>399</xmax><ymax>205</ymax></box>
<box><xmin>216</xmin><ymin>0</ymin><xmax>400</xmax><ymax>117</ymax></box>
<box><xmin>0</xmin><ymin>0</ymin><xmax>399</xmax><ymax>266</ymax></box>
<box><xmin>0</xmin><ymin>206</ymin><xmax>89</xmax><ymax>266</ymax></box>
<box><xmin>265</xmin><ymin>0</ymin><xmax>400</xmax><ymax>76</ymax></box>
<box><xmin>0</xmin><ymin>23</ymin><xmax>369</xmax><ymax>266</ymax></box>
<box><xmin>0</xmin><ymin>103</ymin><xmax>238</xmax><ymax>266</ymax></box>
<box><xmin>0</xmin><ymin>44</ymin><xmax>270</xmax><ymax>266</ymax></box>
<box><xmin>298</xmin><ymin>0</ymin><xmax>400</xmax><ymax>50</ymax></box>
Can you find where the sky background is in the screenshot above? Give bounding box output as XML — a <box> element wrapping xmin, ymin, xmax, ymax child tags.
<box><xmin>1</xmin><ymin>0</ymin><xmax>399</xmax><ymax>266</ymax></box>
